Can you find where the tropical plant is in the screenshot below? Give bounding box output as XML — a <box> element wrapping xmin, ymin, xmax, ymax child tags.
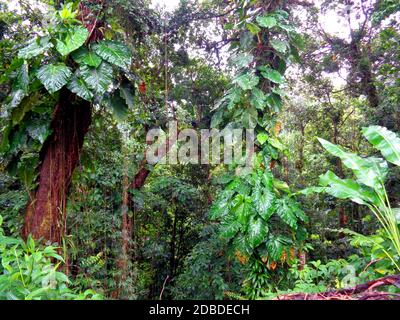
<box><xmin>301</xmin><ymin>126</ymin><xmax>400</xmax><ymax>270</ymax></box>
<box><xmin>0</xmin><ymin>214</ymin><xmax>102</xmax><ymax>300</ymax></box>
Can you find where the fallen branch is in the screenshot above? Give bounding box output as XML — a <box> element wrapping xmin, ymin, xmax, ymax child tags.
<box><xmin>275</xmin><ymin>274</ymin><xmax>400</xmax><ymax>300</ymax></box>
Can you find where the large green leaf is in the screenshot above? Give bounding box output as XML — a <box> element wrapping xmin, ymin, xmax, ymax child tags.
<box><xmin>72</xmin><ymin>47</ymin><xmax>102</xmax><ymax>68</ymax></box>
<box><xmin>318</xmin><ymin>137</ymin><xmax>388</xmax><ymax>191</ymax></box>
<box><xmin>256</xmin><ymin>15</ymin><xmax>277</xmax><ymax>28</ymax></box>
<box><xmin>11</xmin><ymin>92</ymin><xmax>41</xmax><ymax>125</ymax></box>
<box><xmin>18</xmin><ymin>36</ymin><xmax>53</xmax><ymax>59</ymax></box>
<box><xmin>276</xmin><ymin>197</ymin><xmax>298</xmax><ymax>229</ymax></box>
<box><xmin>37</xmin><ymin>63</ymin><xmax>72</xmax><ymax>94</ymax></box>
<box><xmin>220</xmin><ymin>217</ymin><xmax>242</xmax><ymax>239</ymax></box>
<box><xmin>209</xmin><ymin>191</ymin><xmax>232</xmax><ymax>220</ymax></box>
<box><xmin>270</xmin><ymin>39</ymin><xmax>287</xmax><ymax>53</ymax></box>
<box><xmin>241</xmin><ymin>107</ymin><xmax>258</xmax><ymax>129</ymax></box>
<box><xmin>80</xmin><ymin>62</ymin><xmax>113</xmax><ymax>95</ymax></box>
<box><xmin>26</xmin><ymin>118</ymin><xmax>51</xmax><ymax>144</ymax></box>
<box><xmin>6</xmin><ymin>90</ymin><xmax>26</xmax><ymax>110</ymax></box>
<box><xmin>254</xmin><ymin>188</ymin><xmax>276</xmax><ymax>221</ymax></box>
<box><xmin>232</xmin><ymin>194</ymin><xmax>252</xmax><ymax>225</ymax></box>
<box><xmin>266</xmin><ymin>236</ymin><xmax>290</xmax><ymax>261</ymax></box>
<box><xmin>93</xmin><ymin>40</ymin><xmax>131</xmax><ymax>70</ymax></box>
<box><xmin>362</xmin><ymin>126</ymin><xmax>400</xmax><ymax>166</ymax></box>
<box><xmin>250</xmin><ymin>87</ymin><xmax>266</xmax><ymax>110</ymax></box>
<box><xmin>67</xmin><ymin>74</ymin><xmax>93</xmax><ymax>101</ymax></box>
<box><xmin>233</xmin><ymin>73</ymin><xmax>259</xmax><ymax>90</ymax></box>
<box><xmin>13</xmin><ymin>61</ymin><xmax>29</xmax><ymax>93</ymax></box>
<box><xmin>259</xmin><ymin>66</ymin><xmax>284</xmax><ymax>84</ymax></box>
<box><xmin>56</xmin><ymin>25</ymin><xmax>89</xmax><ymax>56</ymax></box>
<box><xmin>119</xmin><ymin>83</ymin><xmax>135</xmax><ymax>109</ymax></box>
<box><xmin>247</xmin><ymin>216</ymin><xmax>268</xmax><ymax>248</ymax></box>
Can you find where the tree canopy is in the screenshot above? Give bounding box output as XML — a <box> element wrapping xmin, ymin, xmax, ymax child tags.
<box><xmin>0</xmin><ymin>0</ymin><xmax>399</xmax><ymax>301</ymax></box>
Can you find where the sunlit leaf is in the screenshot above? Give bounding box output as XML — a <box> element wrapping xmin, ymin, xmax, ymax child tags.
<box><xmin>362</xmin><ymin>126</ymin><xmax>400</xmax><ymax>166</ymax></box>
<box><xmin>93</xmin><ymin>40</ymin><xmax>131</xmax><ymax>70</ymax></box>
<box><xmin>37</xmin><ymin>63</ymin><xmax>72</xmax><ymax>94</ymax></box>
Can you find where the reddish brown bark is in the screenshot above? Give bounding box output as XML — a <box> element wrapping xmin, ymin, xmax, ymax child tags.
<box><xmin>23</xmin><ymin>90</ymin><xmax>92</xmax><ymax>244</ymax></box>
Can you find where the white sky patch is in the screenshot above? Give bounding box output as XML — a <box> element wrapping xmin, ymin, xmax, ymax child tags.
<box><xmin>150</xmin><ymin>0</ymin><xmax>179</xmax><ymax>12</ymax></box>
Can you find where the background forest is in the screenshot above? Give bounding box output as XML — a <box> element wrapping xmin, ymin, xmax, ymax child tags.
<box><xmin>0</xmin><ymin>0</ymin><xmax>399</xmax><ymax>300</ymax></box>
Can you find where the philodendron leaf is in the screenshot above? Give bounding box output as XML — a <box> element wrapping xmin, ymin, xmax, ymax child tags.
<box><xmin>242</xmin><ymin>107</ymin><xmax>258</xmax><ymax>129</ymax></box>
<box><xmin>119</xmin><ymin>83</ymin><xmax>135</xmax><ymax>109</ymax></box>
<box><xmin>102</xmin><ymin>90</ymin><xmax>129</xmax><ymax>122</ymax></box>
<box><xmin>56</xmin><ymin>25</ymin><xmax>89</xmax><ymax>56</ymax></box>
<box><xmin>80</xmin><ymin>62</ymin><xmax>113</xmax><ymax>95</ymax></box>
<box><xmin>18</xmin><ymin>36</ymin><xmax>53</xmax><ymax>59</ymax></box>
<box><xmin>26</xmin><ymin>118</ymin><xmax>51</xmax><ymax>144</ymax></box>
<box><xmin>93</xmin><ymin>40</ymin><xmax>131</xmax><ymax>70</ymax></box>
<box><xmin>259</xmin><ymin>66</ymin><xmax>284</xmax><ymax>84</ymax></box>
<box><xmin>37</xmin><ymin>63</ymin><xmax>72</xmax><ymax>94</ymax></box>
<box><xmin>67</xmin><ymin>74</ymin><xmax>93</xmax><ymax>101</ymax></box>
<box><xmin>250</xmin><ymin>87</ymin><xmax>266</xmax><ymax>110</ymax></box>
<box><xmin>72</xmin><ymin>47</ymin><xmax>102</xmax><ymax>68</ymax></box>
<box><xmin>233</xmin><ymin>73</ymin><xmax>259</xmax><ymax>90</ymax></box>
<box><xmin>253</xmin><ymin>188</ymin><xmax>275</xmax><ymax>221</ymax></box>
<box><xmin>276</xmin><ymin>197</ymin><xmax>298</xmax><ymax>229</ymax></box>
<box><xmin>13</xmin><ymin>61</ymin><xmax>29</xmax><ymax>93</ymax></box>
<box><xmin>257</xmin><ymin>133</ymin><xmax>268</xmax><ymax>145</ymax></box>
<box><xmin>393</xmin><ymin>208</ymin><xmax>400</xmax><ymax>223</ymax></box>
<box><xmin>362</xmin><ymin>126</ymin><xmax>400</xmax><ymax>166</ymax></box>
<box><xmin>247</xmin><ymin>216</ymin><xmax>268</xmax><ymax>248</ymax></box>
<box><xmin>318</xmin><ymin>137</ymin><xmax>388</xmax><ymax>191</ymax></box>
<box><xmin>266</xmin><ymin>236</ymin><xmax>289</xmax><ymax>261</ymax></box>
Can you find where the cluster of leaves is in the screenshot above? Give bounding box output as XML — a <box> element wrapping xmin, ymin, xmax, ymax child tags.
<box><xmin>212</xmin><ymin>7</ymin><xmax>302</xmax><ymax>161</ymax></box>
<box><xmin>0</xmin><ymin>214</ymin><xmax>101</xmax><ymax>300</ymax></box>
<box><xmin>301</xmin><ymin>126</ymin><xmax>400</xmax><ymax>270</ymax></box>
<box><xmin>209</xmin><ymin>3</ymin><xmax>307</xmax><ymax>298</ymax></box>
<box><xmin>210</xmin><ymin>165</ymin><xmax>308</xmax><ymax>298</ymax></box>
<box><xmin>0</xmin><ymin>2</ymin><xmax>133</xmax><ymax>190</ymax></box>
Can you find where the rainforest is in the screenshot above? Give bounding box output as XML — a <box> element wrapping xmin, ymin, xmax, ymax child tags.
<box><xmin>0</xmin><ymin>0</ymin><xmax>400</xmax><ymax>302</ymax></box>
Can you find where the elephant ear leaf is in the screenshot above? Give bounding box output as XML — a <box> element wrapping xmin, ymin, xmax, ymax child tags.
<box><xmin>67</xmin><ymin>73</ymin><xmax>93</xmax><ymax>101</ymax></box>
<box><xmin>37</xmin><ymin>63</ymin><xmax>72</xmax><ymax>94</ymax></box>
<box><xmin>362</xmin><ymin>126</ymin><xmax>400</xmax><ymax>167</ymax></box>
<box><xmin>80</xmin><ymin>62</ymin><xmax>113</xmax><ymax>95</ymax></box>
<box><xmin>93</xmin><ymin>40</ymin><xmax>131</xmax><ymax>70</ymax></box>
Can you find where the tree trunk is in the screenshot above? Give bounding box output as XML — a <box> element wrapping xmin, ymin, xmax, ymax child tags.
<box><xmin>23</xmin><ymin>90</ymin><xmax>92</xmax><ymax>244</ymax></box>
